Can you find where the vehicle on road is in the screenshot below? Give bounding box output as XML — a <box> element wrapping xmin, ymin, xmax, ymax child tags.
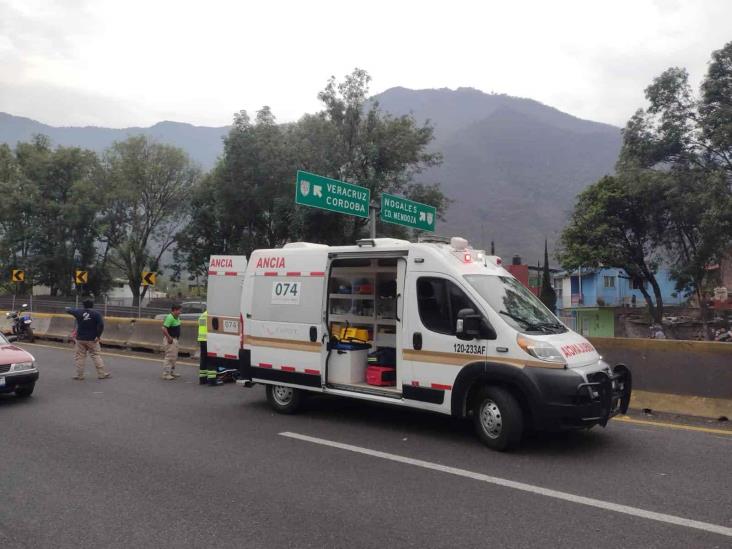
<box><xmin>0</xmin><ymin>332</ymin><xmax>38</xmax><ymax>398</ymax></box>
<box><xmin>154</xmin><ymin>301</ymin><xmax>207</xmax><ymax>321</ymax></box>
<box><xmin>6</xmin><ymin>304</ymin><xmax>35</xmax><ymax>342</ymax></box>
<box><xmin>220</xmin><ymin>236</ymin><xmax>631</xmax><ymax>451</ymax></box>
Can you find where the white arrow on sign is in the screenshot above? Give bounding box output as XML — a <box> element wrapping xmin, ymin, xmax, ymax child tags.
<box><xmin>419</xmin><ymin>211</ymin><xmax>426</xmax><ymax>222</ymax></box>
<box><xmin>313</xmin><ymin>185</ymin><xmax>322</xmax><ymax>198</ymax></box>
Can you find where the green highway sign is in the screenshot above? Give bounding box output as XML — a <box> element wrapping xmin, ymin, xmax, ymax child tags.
<box><xmin>380</xmin><ymin>193</ymin><xmax>436</xmax><ymax>232</ymax></box>
<box><xmin>295</xmin><ymin>170</ymin><xmax>370</xmax><ymax>219</ymax></box>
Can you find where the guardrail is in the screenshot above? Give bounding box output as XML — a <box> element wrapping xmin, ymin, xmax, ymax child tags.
<box><xmin>1</xmin><ymin>312</ymin><xmax>198</xmax><ymax>357</ymax></box>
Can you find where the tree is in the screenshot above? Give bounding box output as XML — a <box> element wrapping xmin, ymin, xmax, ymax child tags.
<box><xmin>0</xmin><ymin>136</ymin><xmax>109</xmax><ymax>297</ymax></box>
<box><xmin>539</xmin><ymin>240</ymin><xmax>556</xmax><ymax>312</ymax></box>
<box><xmin>309</xmin><ymin>69</ymin><xmax>443</xmax><ymax>242</ymax></box>
<box><xmin>661</xmin><ymin>168</ymin><xmax>732</xmax><ymax>336</ymax></box>
<box><xmin>617</xmin><ymin>41</ymin><xmax>732</xmax><ymax>336</ymax></box>
<box><xmin>558</xmin><ymin>172</ymin><xmax>669</xmax><ymax>325</ymax></box>
<box><xmin>24</xmin><ymin>143</ymin><xmax>104</xmax><ymax>296</ymax></box>
<box><xmin>176</xmin><ymin>69</ymin><xmax>450</xmax><ymax>276</ymax></box>
<box><xmin>102</xmin><ymin>136</ymin><xmax>199</xmax><ymax>306</ymax></box>
<box><xmin>0</xmin><ymin>142</ymin><xmax>38</xmax><ymax>294</ymax></box>
<box><xmin>619</xmin><ymin>43</ymin><xmax>732</xmax><ymax>179</ymax></box>
<box><xmin>174</xmin><ymin>108</ymin><xmax>300</xmax><ymax>279</ymax></box>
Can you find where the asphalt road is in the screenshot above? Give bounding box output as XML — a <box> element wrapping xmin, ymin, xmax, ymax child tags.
<box><xmin>1</xmin><ymin>344</ymin><xmax>730</xmax><ymax>549</ymax></box>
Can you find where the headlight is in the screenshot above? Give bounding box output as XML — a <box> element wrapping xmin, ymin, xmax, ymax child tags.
<box><xmin>12</xmin><ymin>361</ymin><xmax>34</xmax><ymax>372</ymax></box>
<box><xmin>516</xmin><ymin>335</ymin><xmax>565</xmax><ymax>365</ymax></box>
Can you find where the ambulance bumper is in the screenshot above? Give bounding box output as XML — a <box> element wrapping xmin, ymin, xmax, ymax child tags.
<box><xmin>529</xmin><ymin>364</ymin><xmax>632</xmax><ymax>431</ymax></box>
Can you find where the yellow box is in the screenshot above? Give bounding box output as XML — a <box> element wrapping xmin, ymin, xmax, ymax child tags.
<box><xmin>337</xmin><ymin>327</ymin><xmax>370</xmax><ymax>342</ymax></box>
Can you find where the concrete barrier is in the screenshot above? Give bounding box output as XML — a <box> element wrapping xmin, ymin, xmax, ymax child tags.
<box><xmin>177</xmin><ymin>321</ymin><xmax>198</xmax><ymax>357</ymax></box>
<box><xmin>1</xmin><ymin>311</ymin><xmax>197</xmax><ymax>357</ymax></box>
<box><xmin>128</xmin><ymin>318</ymin><xmax>164</xmax><ymax>352</ymax></box>
<box><xmin>590</xmin><ymin>337</ymin><xmax>732</xmax><ymax>419</ymax></box>
<box><xmin>44</xmin><ymin>314</ymin><xmax>76</xmax><ymax>342</ymax></box>
<box><xmin>0</xmin><ymin>314</ymin><xmax>12</xmax><ymax>335</ymax></box>
<box><xmin>29</xmin><ymin>314</ymin><xmax>52</xmax><ymax>338</ymax></box>
<box><xmin>99</xmin><ymin>316</ymin><xmax>136</xmax><ymax>348</ymax></box>
<box><xmin>125</xmin><ymin>317</ymin><xmax>197</xmax><ymax>356</ymax></box>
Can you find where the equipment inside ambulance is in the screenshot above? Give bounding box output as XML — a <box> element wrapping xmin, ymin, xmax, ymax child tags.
<box><xmin>228</xmin><ymin>237</ymin><xmax>631</xmax><ymax>451</ymax></box>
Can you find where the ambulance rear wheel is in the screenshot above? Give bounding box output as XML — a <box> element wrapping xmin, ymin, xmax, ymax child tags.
<box><xmin>266</xmin><ymin>384</ymin><xmax>303</xmax><ymax>414</ymax></box>
<box><xmin>473</xmin><ymin>386</ymin><xmax>523</xmax><ymax>451</ymax></box>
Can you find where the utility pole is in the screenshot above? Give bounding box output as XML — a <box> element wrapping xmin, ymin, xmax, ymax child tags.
<box><xmin>369</xmin><ymin>201</ymin><xmax>379</xmax><ymax>239</ymax></box>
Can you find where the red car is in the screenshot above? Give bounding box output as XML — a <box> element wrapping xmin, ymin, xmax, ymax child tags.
<box><xmin>0</xmin><ymin>332</ymin><xmax>38</xmax><ymax>398</ymax></box>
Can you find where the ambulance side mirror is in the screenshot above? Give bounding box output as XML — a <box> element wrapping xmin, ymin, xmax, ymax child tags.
<box><xmin>456</xmin><ymin>308</ymin><xmax>496</xmax><ymax>341</ymax></box>
<box><xmin>456</xmin><ymin>308</ymin><xmax>481</xmax><ymax>340</ymax></box>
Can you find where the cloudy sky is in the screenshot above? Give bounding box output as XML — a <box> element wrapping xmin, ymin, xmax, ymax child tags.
<box><xmin>1</xmin><ymin>0</ymin><xmax>730</xmax><ymax>129</ymax></box>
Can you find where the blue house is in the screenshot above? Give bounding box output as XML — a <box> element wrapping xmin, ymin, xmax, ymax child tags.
<box><xmin>554</xmin><ymin>267</ymin><xmax>685</xmax><ymax>336</ymax></box>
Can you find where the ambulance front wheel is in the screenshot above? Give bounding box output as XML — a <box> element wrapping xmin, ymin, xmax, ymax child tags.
<box><xmin>266</xmin><ymin>384</ymin><xmax>303</xmax><ymax>414</ymax></box>
<box><xmin>472</xmin><ymin>386</ymin><xmax>524</xmax><ymax>451</ymax></box>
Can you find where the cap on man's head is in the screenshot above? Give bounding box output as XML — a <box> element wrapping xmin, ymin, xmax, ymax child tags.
<box><xmin>83</xmin><ymin>299</ymin><xmax>94</xmax><ymax>309</ymax></box>
<box><xmin>171</xmin><ymin>303</ymin><xmax>182</xmax><ymax>311</ymax></box>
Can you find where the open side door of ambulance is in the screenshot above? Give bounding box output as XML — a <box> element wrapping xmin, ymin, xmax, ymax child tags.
<box><xmin>322</xmin><ymin>244</ymin><xmax>408</xmax><ymax>398</ymax></box>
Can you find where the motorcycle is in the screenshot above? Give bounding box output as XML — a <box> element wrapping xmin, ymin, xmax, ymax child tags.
<box><xmin>714</xmin><ymin>328</ymin><xmax>732</xmax><ymax>342</ymax></box>
<box><xmin>6</xmin><ymin>304</ymin><xmax>34</xmax><ymax>342</ymax></box>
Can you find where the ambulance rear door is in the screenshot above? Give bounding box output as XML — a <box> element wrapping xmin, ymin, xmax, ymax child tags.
<box><xmin>244</xmin><ymin>247</ymin><xmax>328</xmax><ymax>389</ymax></box>
<box><xmin>207</xmin><ymin>255</ymin><xmax>247</xmax><ymax>362</ymax></box>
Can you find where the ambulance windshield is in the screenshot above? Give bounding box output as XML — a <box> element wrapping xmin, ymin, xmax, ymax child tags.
<box><xmin>465</xmin><ymin>275</ymin><xmax>566</xmax><ymax>334</ymax></box>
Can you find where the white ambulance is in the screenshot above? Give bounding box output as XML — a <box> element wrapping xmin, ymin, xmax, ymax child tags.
<box><xmin>232</xmin><ymin>237</ymin><xmax>631</xmax><ymax>451</ymax></box>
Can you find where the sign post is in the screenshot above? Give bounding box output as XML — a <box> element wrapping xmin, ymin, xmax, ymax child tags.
<box><xmin>295</xmin><ymin>170</ymin><xmax>370</xmax><ymax>218</ymax></box>
<box><xmin>380</xmin><ymin>193</ymin><xmax>437</xmax><ymax>232</ymax></box>
<box><xmin>140</xmin><ymin>272</ymin><xmax>156</xmax><ymax>319</ymax></box>
<box><xmin>10</xmin><ymin>270</ymin><xmax>24</xmax><ymax>312</ymax></box>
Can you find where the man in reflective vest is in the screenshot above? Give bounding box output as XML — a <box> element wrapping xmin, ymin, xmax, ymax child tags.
<box><xmin>198</xmin><ymin>310</ymin><xmax>208</xmax><ymax>385</ymax></box>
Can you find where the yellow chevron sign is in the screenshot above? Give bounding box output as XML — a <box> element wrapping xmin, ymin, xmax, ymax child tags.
<box><xmin>142</xmin><ymin>272</ymin><xmax>156</xmax><ymax>286</ymax></box>
<box><xmin>75</xmin><ymin>270</ymin><xmax>88</xmax><ymax>284</ymax></box>
<box><xmin>11</xmin><ymin>269</ymin><xmax>24</xmax><ymax>283</ymax></box>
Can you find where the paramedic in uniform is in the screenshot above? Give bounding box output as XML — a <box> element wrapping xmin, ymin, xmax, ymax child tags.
<box><xmin>197</xmin><ymin>310</ymin><xmax>208</xmax><ymax>385</ymax></box>
<box><xmin>161</xmin><ymin>304</ymin><xmax>182</xmax><ymax>380</ymax></box>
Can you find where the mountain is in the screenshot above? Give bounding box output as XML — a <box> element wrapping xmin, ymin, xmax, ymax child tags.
<box><xmin>0</xmin><ymin>87</ymin><xmax>621</xmax><ymax>261</ymax></box>
<box><xmin>0</xmin><ymin>112</ymin><xmax>228</xmax><ymax>168</ymax></box>
<box><xmin>371</xmin><ymin>87</ymin><xmax>622</xmax><ymax>262</ymax></box>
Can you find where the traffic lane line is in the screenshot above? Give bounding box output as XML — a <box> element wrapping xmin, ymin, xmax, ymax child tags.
<box><xmin>615</xmin><ymin>416</ymin><xmax>732</xmax><ymax>436</ymax></box>
<box><xmin>280</xmin><ymin>431</ymin><xmax>732</xmax><ymax>539</ymax></box>
<box><xmin>22</xmin><ymin>342</ymin><xmax>199</xmax><ymax>366</ymax></box>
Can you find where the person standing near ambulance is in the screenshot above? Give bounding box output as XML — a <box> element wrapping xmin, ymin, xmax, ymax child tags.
<box><xmin>161</xmin><ymin>304</ymin><xmax>182</xmax><ymax>380</ymax></box>
<box><xmin>197</xmin><ymin>310</ymin><xmax>208</xmax><ymax>385</ymax></box>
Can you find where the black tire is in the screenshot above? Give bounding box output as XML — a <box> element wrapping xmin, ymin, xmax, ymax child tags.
<box><xmin>25</xmin><ymin>327</ymin><xmax>34</xmax><ymax>343</ymax></box>
<box><xmin>472</xmin><ymin>385</ymin><xmax>524</xmax><ymax>451</ymax></box>
<box><xmin>265</xmin><ymin>384</ymin><xmax>303</xmax><ymax>414</ymax></box>
<box><xmin>15</xmin><ymin>383</ymin><xmax>35</xmax><ymax>398</ymax></box>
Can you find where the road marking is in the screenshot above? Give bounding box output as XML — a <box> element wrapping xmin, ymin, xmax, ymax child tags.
<box><xmin>22</xmin><ymin>342</ymin><xmax>198</xmax><ymax>366</ymax></box>
<box><xmin>615</xmin><ymin>416</ymin><xmax>732</xmax><ymax>436</ymax></box>
<box><xmin>279</xmin><ymin>431</ymin><xmax>732</xmax><ymax>538</ymax></box>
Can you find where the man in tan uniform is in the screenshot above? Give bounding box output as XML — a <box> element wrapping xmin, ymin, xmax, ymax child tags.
<box><xmin>65</xmin><ymin>300</ymin><xmax>111</xmax><ymax>380</ymax></box>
